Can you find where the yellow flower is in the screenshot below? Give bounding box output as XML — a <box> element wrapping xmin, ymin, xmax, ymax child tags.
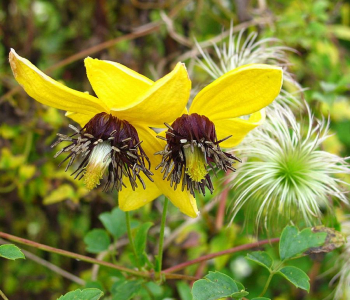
<box><xmin>9</xmin><ymin>49</ymin><xmax>192</xmax><ymax>212</ymax></box>
<box><xmin>151</xmin><ymin>64</ymin><xmax>283</xmax><ymax>217</ymax></box>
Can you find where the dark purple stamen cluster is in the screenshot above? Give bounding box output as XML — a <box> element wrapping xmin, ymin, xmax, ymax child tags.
<box><xmin>155</xmin><ymin>113</ymin><xmax>241</xmax><ymax>196</ymax></box>
<box><xmin>51</xmin><ymin>112</ymin><xmax>153</xmax><ymax>191</ymax></box>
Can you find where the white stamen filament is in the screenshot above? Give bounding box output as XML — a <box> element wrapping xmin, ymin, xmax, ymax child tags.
<box><xmin>84</xmin><ymin>142</ymin><xmax>112</xmax><ymax>190</ymax></box>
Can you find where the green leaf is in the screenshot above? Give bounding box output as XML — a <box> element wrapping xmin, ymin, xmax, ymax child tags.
<box><xmin>57</xmin><ymin>288</ymin><xmax>103</xmax><ymax>300</ymax></box>
<box><xmin>177</xmin><ymin>281</ymin><xmax>192</xmax><ymax>300</ymax></box>
<box><xmin>192</xmin><ymin>271</ymin><xmax>240</xmax><ymax>300</ymax></box>
<box><xmin>278</xmin><ymin>266</ymin><xmax>310</xmax><ymax>292</ymax></box>
<box><xmin>0</xmin><ymin>244</ymin><xmax>25</xmax><ymax>260</ymax></box>
<box><xmin>43</xmin><ymin>184</ymin><xmax>75</xmax><ymax>205</ymax></box>
<box><xmin>111</xmin><ymin>279</ymin><xmax>142</xmax><ymax>300</ymax></box>
<box><xmin>279</xmin><ymin>226</ymin><xmax>327</xmax><ymax>261</ymax></box>
<box><xmin>231</xmin><ymin>281</ymin><xmax>249</xmax><ymax>299</ymax></box>
<box><xmin>84</xmin><ymin>229</ymin><xmax>111</xmax><ymax>254</ymax></box>
<box><xmin>134</xmin><ymin>222</ymin><xmax>153</xmax><ymax>266</ymax></box>
<box><xmin>306</xmin><ymin>226</ymin><xmax>346</xmax><ymax>254</ymax></box>
<box><xmin>231</xmin><ymin>290</ymin><xmax>249</xmax><ymax>299</ymax></box>
<box><xmin>99</xmin><ymin>208</ymin><xmax>127</xmax><ymax>239</ymax></box>
<box><xmin>251</xmin><ymin>298</ymin><xmax>271</xmax><ymax>300</ymax></box>
<box><xmin>246</xmin><ymin>251</ymin><xmax>273</xmax><ymax>270</ymax></box>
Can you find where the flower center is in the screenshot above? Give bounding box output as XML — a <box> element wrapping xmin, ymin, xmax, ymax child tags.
<box><xmin>183</xmin><ymin>145</ymin><xmax>208</xmax><ymax>182</ymax></box>
<box><xmin>52</xmin><ymin>112</ymin><xmax>153</xmax><ymax>191</ymax></box>
<box><xmin>156</xmin><ymin>113</ymin><xmax>241</xmax><ymax>196</ymax></box>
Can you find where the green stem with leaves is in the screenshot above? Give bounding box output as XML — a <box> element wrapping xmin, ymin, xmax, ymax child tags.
<box><xmin>125</xmin><ymin>211</ymin><xmax>141</xmax><ymax>269</ymax></box>
<box><xmin>156</xmin><ymin>197</ymin><xmax>169</xmax><ymax>279</ymax></box>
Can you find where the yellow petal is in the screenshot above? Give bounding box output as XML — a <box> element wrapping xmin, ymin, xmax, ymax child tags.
<box><xmin>9</xmin><ymin>49</ymin><xmax>108</xmax><ymax>114</ymax></box>
<box><xmin>131</xmin><ymin>125</ymin><xmax>199</xmax><ymax>217</ymax></box>
<box><xmin>85</xmin><ymin>57</ymin><xmax>153</xmax><ymax>109</ymax></box>
<box><xmin>214</xmin><ymin>109</ymin><xmax>266</xmax><ymax>148</ymax></box>
<box><xmin>189</xmin><ymin>64</ymin><xmax>282</xmax><ymax>120</ymax></box>
<box><xmin>65</xmin><ymin>111</ymin><xmax>94</xmax><ymax>127</ymax></box>
<box><xmin>118</xmin><ymin>174</ymin><xmax>162</xmax><ymax>211</ymax></box>
<box><xmin>111</xmin><ymin>63</ymin><xmax>191</xmax><ymax>127</ymax></box>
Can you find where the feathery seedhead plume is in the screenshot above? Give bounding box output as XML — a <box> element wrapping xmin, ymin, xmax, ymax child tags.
<box><xmin>196</xmin><ymin>26</ymin><xmax>302</xmax><ymax>108</ymax></box>
<box><xmin>229</xmin><ymin>104</ymin><xmax>349</xmax><ymax>231</ymax></box>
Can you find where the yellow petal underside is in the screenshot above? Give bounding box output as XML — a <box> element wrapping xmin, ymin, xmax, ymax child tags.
<box><xmin>214</xmin><ymin>109</ymin><xmax>266</xmax><ymax>148</ymax></box>
<box><xmin>118</xmin><ymin>172</ymin><xmax>162</xmax><ymax>211</ymax></box>
<box><xmin>189</xmin><ymin>64</ymin><xmax>283</xmax><ymax>120</ymax></box>
<box><xmin>85</xmin><ymin>57</ymin><xmax>153</xmax><ymax>109</ymax></box>
<box><xmin>111</xmin><ymin>63</ymin><xmax>191</xmax><ymax>128</ymax></box>
<box><xmin>118</xmin><ymin>125</ymin><xmax>198</xmax><ymax>218</ymax></box>
<box><xmin>9</xmin><ymin>49</ymin><xmax>108</xmax><ymax>114</ymax></box>
<box><xmin>65</xmin><ymin>111</ymin><xmax>94</xmax><ymax>127</ymax></box>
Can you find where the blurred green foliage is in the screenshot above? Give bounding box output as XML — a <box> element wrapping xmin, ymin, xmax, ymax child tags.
<box><xmin>0</xmin><ymin>0</ymin><xmax>349</xmax><ymax>299</ymax></box>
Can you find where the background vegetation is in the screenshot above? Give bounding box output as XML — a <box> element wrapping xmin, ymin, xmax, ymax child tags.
<box><xmin>0</xmin><ymin>0</ymin><xmax>349</xmax><ymax>299</ymax></box>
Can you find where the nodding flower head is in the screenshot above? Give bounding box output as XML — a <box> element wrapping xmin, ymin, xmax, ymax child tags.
<box><xmin>154</xmin><ymin>64</ymin><xmax>283</xmax><ymax>202</ymax></box>
<box><xmin>156</xmin><ymin>113</ymin><xmax>240</xmax><ymax>196</ymax></box>
<box><xmin>52</xmin><ymin>112</ymin><xmax>152</xmax><ymax>191</ymax></box>
<box><xmin>9</xmin><ymin>49</ymin><xmax>198</xmax><ymax>214</ymax></box>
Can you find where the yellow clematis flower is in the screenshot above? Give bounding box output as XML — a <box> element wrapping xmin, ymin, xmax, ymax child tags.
<box><xmin>9</xmin><ymin>49</ymin><xmax>193</xmax><ymax>214</ymax></box>
<box><xmin>151</xmin><ymin>64</ymin><xmax>283</xmax><ymax>216</ymax></box>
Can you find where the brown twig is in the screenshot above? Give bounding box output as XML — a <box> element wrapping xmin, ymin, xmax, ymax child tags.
<box><xmin>0</xmin><ymin>238</ymin><xmax>85</xmax><ymax>285</ymax></box>
<box><xmin>0</xmin><ymin>22</ymin><xmax>159</xmax><ymax>104</ymax></box>
<box><xmin>0</xmin><ymin>0</ymin><xmax>191</xmax><ymax>104</ymax></box>
<box><xmin>0</xmin><ymin>231</ymin><xmax>197</xmax><ymax>281</ymax></box>
<box><xmin>163</xmin><ymin>238</ymin><xmax>280</xmax><ymax>273</ymax></box>
<box><xmin>130</xmin><ymin>0</ymin><xmax>171</xmax><ymax>10</ymax></box>
<box><xmin>215</xmin><ymin>171</ymin><xmax>231</xmax><ymax>230</ymax></box>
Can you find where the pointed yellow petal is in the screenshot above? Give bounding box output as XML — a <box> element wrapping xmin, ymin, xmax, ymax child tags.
<box><xmin>132</xmin><ymin>125</ymin><xmax>199</xmax><ymax>217</ymax></box>
<box><xmin>85</xmin><ymin>57</ymin><xmax>153</xmax><ymax>109</ymax></box>
<box><xmin>118</xmin><ymin>174</ymin><xmax>162</xmax><ymax>211</ymax></box>
<box><xmin>65</xmin><ymin>111</ymin><xmax>94</xmax><ymax>127</ymax></box>
<box><xmin>111</xmin><ymin>63</ymin><xmax>191</xmax><ymax>127</ymax></box>
<box><xmin>9</xmin><ymin>49</ymin><xmax>108</xmax><ymax>114</ymax></box>
<box><xmin>214</xmin><ymin>109</ymin><xmax>266</xmax><ymax>148</ymax></box>
<box><xmin>189</xmin><ymin>64</ymin><xmax>282</xmax><ymax>120</ymax></box>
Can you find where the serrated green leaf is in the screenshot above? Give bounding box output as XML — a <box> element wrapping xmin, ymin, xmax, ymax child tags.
<box><xmin>278</xmin><ymin>266</ymin><xmax>310</xmax><ymax>292</ymax></box>
<box><xmin>111</xmin><ymin>279</ymin><xmax>142</xmax><ymax>300</ymax></box>
<box><xmin>0</xmin><ymin>244</ymin><xmax>25</xmax><ymax>260</ymax></box>
<box><xmin>279</xmin><ymin>226</ymin><xmax>327</xmax><ymax>261</ymax></box>
<box><xmin>246</xmin><ymin>251</ymin><xmax>273</xmax><ymax>270</ymax></box>
<box><xmin>99</xmin><ymin>208</ymin><xmax>127</xmax><ymax>239</ymax></box>
<box><xmin>192</xmin><ymin>271</ymin><xmax>239</xmax><ymax>300</ymax></box>
<box><xmin>57</xmin><ymin>288</ymin><xmax>103</xmax><ymax>300</ymax></box>
<box><xmin>84</xmin><ymin>229</ymin><xmax>111</xmax><ymax>254</ymax></box>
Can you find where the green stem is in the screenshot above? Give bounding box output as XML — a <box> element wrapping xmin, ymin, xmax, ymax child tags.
<box><xmin>125</xmin><ymin>212</ymin><xmax>141</xmax><ymax>269</ymax></box>
<box><xmin>260</xmin><ymin>272</ymin><xmax>275</xmax><ymax>297</ymax></box>
<box><xmin>156</xmin><ymin>197</ymin><xmax>169</xmax><ymax>279</ymax></box>
<box><xmin>0</xmin><ymin>289</ymin><xmax>9</xmax><ymax>300</ymax></box>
